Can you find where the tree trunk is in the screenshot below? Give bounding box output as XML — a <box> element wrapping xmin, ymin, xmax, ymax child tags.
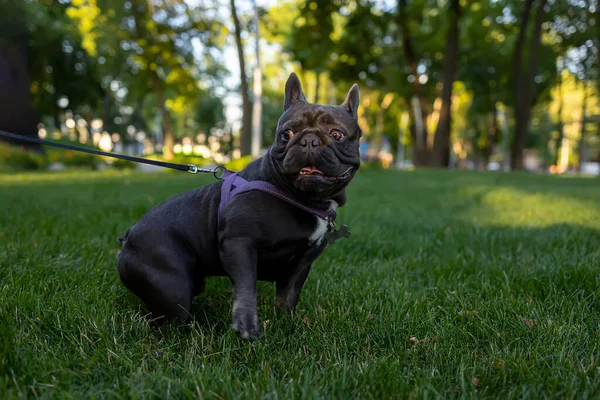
<box><xmin>230</xmin><ymin>0</ymin><xmax>252</xmax><ymax>156</ymax></box>
<box><xmin>510</xmin><ymin>0</ymin><xmax>533</xmax><ymax>167</ymax></box>
<box><xmin>328</xmin><ymin>79</ymin><xmax>336</xmax><ymax>105</ymax></box>
<box><xmin>101</xmin><ymin>90</ymin><xmax>111</xmax><ymax>129</ymax></box>
<box><xmin>578</xmin><ymin>77</ymin><xmax>588</xmax><ymax>172</ymax></box>
<box><xmin>314</xmin><ymin>71</ymin><xmax>320</xmax><ymax>104</ymax></box>
<box><xmin>373</xmin><ymin>94</ymin><xmax>385</xmax><ymax>154</ymax></box>
<box><xmin>398</xmin><ymin>1</ymin><xmax>430</xmax><ymax>166</ymax></box>
<box><xmin>418</xmin><ymin>110</ymin><xmax>429</xmax><ymax>161</ymax></box>
<box><xmin>475</xmin><ymin>119</ymin><xmax>485</xmax><ymax>169</ymax></box>
<box><xmin>554</xmin><ymin>67</ymin><xmax>564</xmax><ymax>167</ymax></box>
<box><xmin>408</xmin><ymin>96</ymin><xmax>430</xmax><ymax>166</ymax></box>
<box><xmin>482</xmin><ymin>105</ymin><xmax>499</xmax><ymax>168</ymax></box>
<box><xmin>251</xmin><ymin>0</ymin><xmax>262</xmax><ymax>157</ymax></box>
<box><xmin>0</xmin><ymin>33</ymin><xmax>42</xmax><ymax>152</ymax></box>
<box><xmin>152</xmin><ymin>71</ymin><xmax>174</xmax><ymax>160</ymax></box>
<box><xmin>52</xmin><ymin>93</ymin><xmax>62</xmax><ymax>134</ymax></box>
<box><xmin>130</xmin><ymin>2</ymin><xmax>170</xmax><ymax>156</ymax></box>
<box><xmin>511</xmin><ymin>0</ymin><xmax>548</xmax><ymax>170</ymax></box>
<box><xmin>490</xmin><ymin>104</ymin><xmax>499</xmax><ymax>150</ymax></box>
<box><xmin>431</xmin><ymin>0</ymin><xmax>461</xmax><ymax>168</ymax></box>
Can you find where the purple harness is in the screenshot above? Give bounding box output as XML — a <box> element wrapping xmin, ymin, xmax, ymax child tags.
<box><xmin>217</xmin><ymin>169</ymin><xmax>336</xmax><ymax>224</ymax></box>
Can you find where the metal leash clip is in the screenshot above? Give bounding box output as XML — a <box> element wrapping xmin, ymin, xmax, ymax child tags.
<box><xmin>211</xmin><ymin>165</ymin><xmax>226</xmax><ymax>179</ymax></box>
<box><xmin>188</xmin><ymin>164</ymin><xmax>226</xmax><ymax>180</ymax></box>
<box><xmin>187</xmin><ymin>164</ymin><xmax>200</xmax><ymax>174</ymax></box>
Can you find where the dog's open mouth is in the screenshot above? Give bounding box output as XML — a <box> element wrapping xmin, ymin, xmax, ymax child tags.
<box><xmin>296</xmin><ymin>166</ymin><xmax>354</xmax><ymax>181</ymax></box>
<box><xmin>299</xmin><ymin>166</ymin><xmax>324</xmax><ymax>176</ymax></box>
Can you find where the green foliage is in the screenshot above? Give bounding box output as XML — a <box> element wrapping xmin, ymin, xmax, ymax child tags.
<box><xmin>194</xmin><ymin>92</ymin><xmax>226</xmax><ymax>135</ymax></box>
<box><xmin>225</xmin><ymin>155</ymin><xmax>255</xmax><ymax>171</ymax></box>
<box><xmin>460</xmin><ymin>1</ymin><xmax>512</xmax><ymax>109</ymax></box>
<box><xmin>1</xmin><ymin>169</ymin><xmax>600</xmax><ymax>397</ymax></box>
<box><xmin>299</xmin><ymin>0</ymin><xmax>598</xmax><ymax>165</ymax></box>
<box><xmin>145</xmin><ymin>153</ymin><xmax>213</xmax><ymax>167</ymax></box>
<box><xmin>0</xmin><ymin>145</ymin><xmax>46</xmax><ymax>171</ymax></box>
<box><xmin>91</xmin><ymin>0</ymin><xmax>227</xmax><ymax>146</ymax></box>
<box><xmin>8</xmin><ymin>0</ymin><xmax>600</xmax><ymax>167</ymax></box>
<box><xmin>14</xmin><ymin>0</ymin><xmax>105</xmax><ymax>122</ymax></box>
<box><xmin>59</xmin><ymin>150</ymin><xmax>99</xmax><ymax>168</ymax></box>
<box><xmin>286</xmin><ymin>0</ymin><xmax>339</xmax><ymax>74</ymax></box>
<box><xmin>328</xmin><ymin>1</ymin><xmax>390</xmax><ymax>90</ymax></box>
<box><xmin>110</xmin><ymin>158</ymin><xmax>137</xmax><ymax>170</ymax></box>
<box><xmin>261</xmin><ymin>87</ymin><xmax>285</xmax><ymax>145</ymax></box>
<box><xmin>6</xmin><ymin>0</ymin><xmax>228</xmax><ymax>152</ymax></box>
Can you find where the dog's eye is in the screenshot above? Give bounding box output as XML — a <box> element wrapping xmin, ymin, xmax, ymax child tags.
<box><xmin>281</xmin><ymin>129</ymin><xmax>294</xmax><ymax>142</ymax></box>
<box><xmin>329</xmin><ymin>129</ymin><xmax>345</xmax><ymax>142</ymax></box>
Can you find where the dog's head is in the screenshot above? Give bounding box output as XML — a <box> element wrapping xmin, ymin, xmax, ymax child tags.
<box><xmin>269</xmin><ymin>73</ymin><xmax>361</xmax><ymax>203</ymax></box>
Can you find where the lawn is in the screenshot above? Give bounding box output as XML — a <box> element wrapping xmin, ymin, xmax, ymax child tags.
<box><xmin>1</xmin><ymin>168</ymin><xmax>599</xmax><ymax>399</ymax></box>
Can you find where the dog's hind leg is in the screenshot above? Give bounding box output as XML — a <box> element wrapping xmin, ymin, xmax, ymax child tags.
<box><xmin>117</xmin><ymin>255</ymin><xmax>193</xmax><ymax>323</ymax></box>
<box><xmin>144</xmin><ymin>269</ymin><xmax>193</xmax><ymax>323</ymax></box>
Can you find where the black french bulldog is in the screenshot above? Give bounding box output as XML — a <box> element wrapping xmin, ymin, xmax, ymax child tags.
<box><xmin>117</xmin><ymin>73</ymin><xmax>361</xmax><ymax>340</ymax></box>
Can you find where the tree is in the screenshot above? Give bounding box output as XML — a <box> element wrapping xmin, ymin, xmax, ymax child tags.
<box><xmin>0</xmin><ymin>30</ymin><xmax>40</xmax><ymax>151</ymax></box>
<box><xmin>578</xmin><ymin>74</ymin><xmax>589</xmax><ymax>170</ymax></box>
<box><xmin>554</xmin><ymin>64</ymin><xmax>565</xmax><ymax>167</ymax></box>
<box><xmin>394</xmin><ymin>0</ymin><xmax>433</xmax><ymax>166</ymax></box>
<box><xmin>0</xmin><ymin>0</ymin><xmax>105</xmax><ymax>151</ymax></box>
<box><xmin>66</xmin><ymin>0</ymin><xmax>225</xmax><ymax>157</ymax></box>
<box><xmin>251</xmin><ymin>0</ymin><xmax>262</xmax><ymax>157</ymax></box>
<box><xmin>285</xmin><ymin>0</ymin><xmax>339</xmax><ymax>103</ymax></box>
<box><xmin>230</xmin><ymin>0</ymin><xmax>252</xmax><ymax>157</ymax></box>
<box><xmin>575</xmin><ymin>44</ymin><xmax>598</xmax><ymax>170</ymax></box>
<box><xmin>547</xmin><ymin>0</ymin><xmax>599</xmax><ymax>170</ymax></box>
<box><xmin>431</xmin><ymin>0</ymin><xmax>462</xmax><ymax>167</ymax></box>
<box><xmin>459</xmin><ymin>1</ymin><xmax>512</xmax><ymax>169</ymax></box>
<box><xmin>0</xmin><ymin>1</ymin><xmax>40</xmax><ymax>151</ymax></box>
<box><xmin>511</xmin><ymin>0</ymin><xmax>549</xmax><ymax>170</ymax></box>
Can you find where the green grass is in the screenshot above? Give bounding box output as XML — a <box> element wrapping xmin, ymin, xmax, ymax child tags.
<box><xmin>1</xmin><ymin>168</ymin><xmax>599</xmax><ymax>399</ymax></box>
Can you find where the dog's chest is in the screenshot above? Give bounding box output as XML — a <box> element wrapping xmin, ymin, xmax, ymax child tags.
<box><xmin>308</xmin><ymin>200</ymin><xmax>337</xmax><ymax>246</ymax></box>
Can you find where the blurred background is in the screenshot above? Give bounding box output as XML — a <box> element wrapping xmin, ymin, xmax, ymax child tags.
<box><xmin>0</xmin><ymin>0</ymin><xmax>597</xmax><ymax>174</ymax></box>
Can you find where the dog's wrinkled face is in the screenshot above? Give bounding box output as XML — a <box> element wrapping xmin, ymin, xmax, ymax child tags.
<box><xmin>270</xmin><ymin>73</ymin><xmax>361</xmax><ymax>199</ymax></box>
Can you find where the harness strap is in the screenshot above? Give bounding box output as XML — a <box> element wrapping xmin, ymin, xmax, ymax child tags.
<box><xmin>217</xmin><ymin>170</ymin><xmax>336</xmax><ymax>224</ymax></box>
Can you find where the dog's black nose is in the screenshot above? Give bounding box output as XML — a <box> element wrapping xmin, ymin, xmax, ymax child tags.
<box><xmin>300</xmin><ymin>134</ymin><xmax>320</xmax><ymax>148</ymax></box>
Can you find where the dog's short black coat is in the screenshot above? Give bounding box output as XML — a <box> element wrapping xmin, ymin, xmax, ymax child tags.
<box><xmin>117</xmin><ymin>73</ymin><xmax>361</xmax><ymax>340</ymax></box>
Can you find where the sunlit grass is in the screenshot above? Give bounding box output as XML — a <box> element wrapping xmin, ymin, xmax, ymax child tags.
<box><xmin>460</xmin><ymin>186</ymin><xmax>600</xmax><ymax>228</ymax></box>
<box><xmin>1</xmin><ymin>168</ymin><xmax>599</xmax><ymax>398</ymax></box>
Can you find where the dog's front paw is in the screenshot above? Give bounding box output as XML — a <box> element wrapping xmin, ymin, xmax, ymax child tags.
<box><xmin>232</xmin><ymin>305</ymin><xmax>260</xmax><ymax>341</ymax></box>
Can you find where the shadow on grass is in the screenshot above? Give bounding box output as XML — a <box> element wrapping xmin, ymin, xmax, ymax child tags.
<box><xmin>109</xmin><ymin>219</ymin><xmax>600</xmax><ymax>342</ymax></box>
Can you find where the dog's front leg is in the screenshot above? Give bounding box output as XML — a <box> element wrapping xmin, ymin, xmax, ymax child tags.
<box><xmin>220</xmin><ymin>237</ymin><xmax>260</xmax><ymax>340</ymax></box>
<box><xmin>275</xmin><ymin>243</ymin><xmax>326</xmax><ymax>312</ymax></box>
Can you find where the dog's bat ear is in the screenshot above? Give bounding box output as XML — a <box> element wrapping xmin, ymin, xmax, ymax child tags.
<box><xmin>341</xmin><ymin>84</ymin><xmax>360</xmax><ymax>120</ymax></box>
<box><xmin>284</xmin><ymin>72</ymin><xmax>306</xmax><ymax>111</ymax></box>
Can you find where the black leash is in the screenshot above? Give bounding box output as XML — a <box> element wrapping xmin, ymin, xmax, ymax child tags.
<box><xmin>1</xmin><ymin>129</ymin><xmax>353</xmax><ymax>243</ymax></box>
<box><xmin>0</xmin><ymin>129</ymin><xmax>224</xmax><ymax>178</ymax></box>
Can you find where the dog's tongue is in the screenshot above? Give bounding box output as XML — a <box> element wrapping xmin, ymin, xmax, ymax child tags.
<box><xmin>300</xmin><ymin>166</ymin><xmax>323</xmax><ymax>175</ymax></box>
